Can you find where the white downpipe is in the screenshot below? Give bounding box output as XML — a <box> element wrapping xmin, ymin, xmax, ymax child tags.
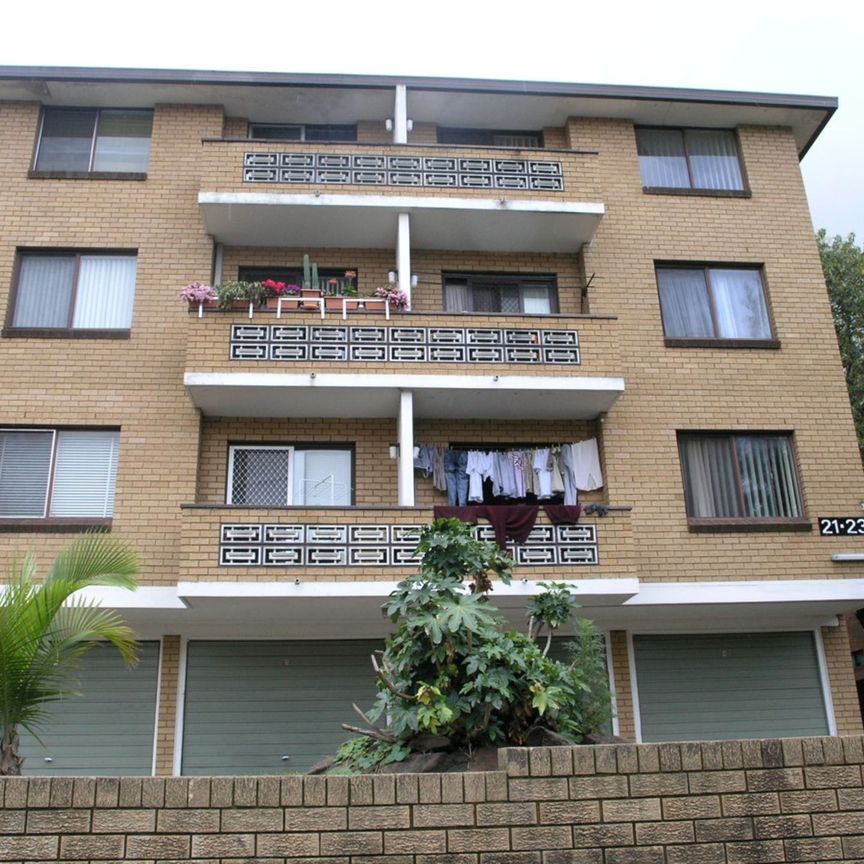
<box><xmin>397</xmin><ymin>212</ymin><xmax>411</xmax><ymax>303</ymax></box>
<box><xmin>397</xmin><ymin>390</ymin><xmax>415</xmax><ymax>506</ymax></box>
<box><xmin>393</xmin><ymin>84</ymin><xmax>408</xmax><ymax>144</ymax></box>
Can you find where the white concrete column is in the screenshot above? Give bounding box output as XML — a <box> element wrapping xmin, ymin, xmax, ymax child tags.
<box><xmin>397</xmin><ymin>389</ymin><xmax>415</xmax><ymax>506</ymax></box>
<box><xmin>213</xmin><ymin>242</ymin><xmax>224</xmax><ymax>285</ymax></box>
<box><xmin>393</xmin><ymin>84</ymin><xmax>408</xmax><ymax>144</ymax></box>
<box><xmin>397</xmin><ymin>212</ymin><xmax>411</xmax><ymax>303</ymax></box>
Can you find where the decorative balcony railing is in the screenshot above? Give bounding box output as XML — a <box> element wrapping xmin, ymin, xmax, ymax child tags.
<box><xmin>185</xmin><ymin>311</ymin><xmax>621</xmax><ymax>378</ymax></box>
<box><xmin>179</xmin><ymin>505</ymin><xmax>635</xmax><ymax>582</ymax></box>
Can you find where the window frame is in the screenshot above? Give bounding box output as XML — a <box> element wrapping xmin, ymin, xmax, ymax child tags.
<box><xmin>3</xmin><ymin>249</ymin><xmax>137</xmax><ymax>339</ymax></box>
<box><xmin>247</xmin><ymin>123</ymin><xmax>358</xmax><ymax>143</ymax></box>
<box><xmin>636</xmin><ymin>126</ymin><xmax>750</xmax><ymax>197</ymax></box>
<box><xmin>0</xmin><ymin>427</ymin><xmax>120</xmax><ymax>531</ymax></box>
<box><xmin>31</xmin><ymin>107</ymin><xmax>153</xmax><ymax>180</ymax></box>
<box><xmin>436</xmin><ymin>127</ymin><xmax>545</xmax><ymax>148</ymax></box>
<box><xmin>226</xmin><ymin>443</ymin><xmax>356</xmax><ymax>507</ymax></box>
<box><xmin>677</xmin><ymin>431</ymin><xmax>809</xmax><ymax>532</ymax></box>
<box><xmin>655</xmin><ymin>263</ymin><xmax>779</xmax><ymax>349</ymax></box>
<box><xmin>442</xmin><ymin>272</ymin><xmax>559</xmax><ymax>315</ymax></box>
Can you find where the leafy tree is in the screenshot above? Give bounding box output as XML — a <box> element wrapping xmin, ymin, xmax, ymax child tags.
<box><xmin>817</xmin><ymin>230</ymin><xmax>864</xmax><ymax>457</ymax></box>
<box><xmin>336</xmin><ymin>519</ymin><xmax>612</xmax><ymax>770</ymax></box>
<box><xmin>0</xmin><ymin>534</ymin><xmax>140</xmax><ymax>775</ymax></box>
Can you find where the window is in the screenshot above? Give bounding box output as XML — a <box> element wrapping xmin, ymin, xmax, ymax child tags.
<box><xmin>678</xmin><ymin>433</ymin><xmax>803</xmax><ymax>522</ymax></box>
<box><xmin>636</xmin><ymin>127</ymin><xmax>744</xmax><ymax>191</ymax></box>
<box><xmin>34</xmin><ymin>108</ymin><xmax>153</xmax><ymax>174</ymax></box>
<box><xmin>9</xmin><ymin>252</ymin><xmax>137</xmax><ymax>332</ymax></box>
<box><xmin>443</xmin><ymin>273</ymin><xmax>558</xmax><ymax>314</ymax></box>
<box><xmin>656</xmin><ymin>266</ymin><xmax>772</xmax><ymax>342</ymax></box>
<box><xmin>228</xmin><ymin>446</ymin><xmax>353</xmax><ymax>506</ymax></box>
<box><xmin>437</xmin><ymin>127</ymin><xmax>543</xmax><ymax>147</ymax></box>
<box><xmin>248</xmin><ymin>124</ymin><xmax>357</xmax><ymax>142</ymax></box>
<box><xmin>0</xmin><ymin>430</ymin><xmax>120</xmax><ymax>519</ymax></box>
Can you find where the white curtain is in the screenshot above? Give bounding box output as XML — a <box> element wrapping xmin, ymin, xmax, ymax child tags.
<box><xmin>637</xmin><ymin>129</ymin><xmax>689</xmax><ymax>188</ymax></box>
<box><xmin>710</xmin><ymin>269</ymin><xmax>770</xmax><ymax>339</ymax></box>
<box><xmin>92</xmin><ymin>110</ymin><xmax>153</xmax><ymax>173</ymax></box>
<box><xmin>444</xmin><ymin>281</ymin><xmax>472</xmax><ymax>312</ymax></box>
<box><xmin>73</xmin><ymin>256</ymin><xmax>137</xmax><ymax>329</ymax></box>
<box><xmin>657</xmin><ymin>269</ymin><xmax>713</xmax><ymax>338</ymax></box>
<box><xmin>521</xmin><ymin>286</ymin><xmax>552</xmax><ymax>314</ymax></box>
<box><xmin>687</xmin><ymin>130</ymin><xmax>744</xmax><ymax>191</ymax></box>
<box><xmin>680</xmin><ymin>436</ymin><xmax>742</xmax><ymax>517</ymax></box>
<box><xmin>12</xmin><ymin>256</ymin><xmax>76</xmax><ymax>328</ymax></box>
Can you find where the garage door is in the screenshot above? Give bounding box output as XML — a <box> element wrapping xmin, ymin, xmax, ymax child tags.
<box><xmin>633</xmin><ymin>632</ymin><xmax>829</xmax><ymax>741</ymax></box>
<box><xmin>17</xmin><ymin>641</ymin><xmax>160</xmax><ymax>775</ymax></box>
<box><xmin>181</xmin><ymin>640</ymin><xmax>382</xmax><ymax>775</ymax></box>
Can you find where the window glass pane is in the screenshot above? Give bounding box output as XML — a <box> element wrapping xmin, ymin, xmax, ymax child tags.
<box><xmin>657</xmin><ymin>269</ymin><xmax>714</xmax><ymax>338</ymax></box>
<box><xmin>230</xmin><ymin>448</ymin><xmax>292</xmax><ymax>506</ymax></box>
<box><xmin>686</xmin><ymin>129</ymin><xmax>743</xmax><ymax>191</ymax></box>
<box><xmin>50</xmin><ymin>431</ymin><xmax>120</xmax><ymax>517</ymax></box>
<box><xmin>471</xmin><ymin>285</ymin><xmax>498</xmax><ymax>313</ymax></box>
<box><xmin>521</xmin><ymin>285</ymin><xmax>552</xmax><ymax>314</ymax></box>
<box><xmin>35</xmin><ymin>109</ymin><xmax>96</xmax><ymax>172</ymax></box>
<box><xmin>304</xmin><ymin>124</ymin><xmax>357</xmax><ymax>142</ymax></box>
<box><xmin>637</xmin><ymin>129</ymin><xmax>689</xmax><ymax>188</ymax></box>
<box><xmin>92</xmin><ymin>110</ymin><xmax>152</xmax><ymax>173</ymax></box>
<box><xmin>249</xmin><ymin>125</ymin><xmax>303</xmax><ymax>140</ymax></box>
<box><xmin>709</xmin><ymin>269</ymin><xmax>770</xmax><ymax>339</ymax></box>
<box><xmin>293</xmin><ymin>450</ymin><xmax>352</xmax><ymax>505</ymax></box>
<box><xmin>492</xmin><ymin>132</ymin><xmax>541</xmax><ymax>147</ymax></box>
<box><xmin>499</xmin><ymin>286</ymin><xmax>521</xmax><ymax>314</ymax></box>
<box><xmin>13</xmin><ymin>256</ymin><xmax>76</xmax><ymax>328</ymax></box>
<box><xmin>0</xmin><ymin>431</ymin><xmax>53</xmax><ymax>517</ymax></box>
<box><xmin>73</xmin><ymin>256</ymin><xmax>137</xmax><ymax>329</ymax></box>
<box><xmin>680</xmin><ymin>435</ymin><xmax>742</xmax><ymax>518</ymax></box>
<box><xmin>736</xmin><ymin>437</ymin><xmax>802</xmax><ymax>518</ymax></box>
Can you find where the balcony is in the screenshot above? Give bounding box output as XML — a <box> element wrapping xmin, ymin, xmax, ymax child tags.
<box><xmin>178</xmin><ymin>503</ymin><xmax>634</xmax><ymax>629</ymax></box>
<box><xmin>183</xmin><ymin>309</ymin><xmax>625</xmax><ymax>420</ymax></box>
<box><xmin>197</xmin><ymin>141</ymin><xmax>604</xmax><ymax>252</ymax></box>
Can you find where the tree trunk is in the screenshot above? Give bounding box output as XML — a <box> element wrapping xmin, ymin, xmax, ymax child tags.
<box><xmin>0</xmin><ymin>728</ymin><xmax>24</xmax><ymax>776</ymax></box>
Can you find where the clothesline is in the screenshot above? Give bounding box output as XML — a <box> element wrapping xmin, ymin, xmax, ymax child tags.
<box><xmin>414</xmin><ymin>439</ymin><xmax>604</xmax><ymax>507</ymax></box>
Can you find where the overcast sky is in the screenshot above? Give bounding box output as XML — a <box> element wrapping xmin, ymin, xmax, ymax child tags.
<box><xmin>4</xmin><ymin>0</ymin><xmax>861</xmax><ymax>241</ymax></box>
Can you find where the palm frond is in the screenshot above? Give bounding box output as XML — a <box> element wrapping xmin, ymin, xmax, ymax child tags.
<box><xmin>46</xmin><ymin>533</ymin><xmax>139</xmax><ymax>592</ymax></box>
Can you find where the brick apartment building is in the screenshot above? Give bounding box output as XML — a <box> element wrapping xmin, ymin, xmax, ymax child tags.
<box><xmin>0</xmin><ymin>66</ymin><xmax>862</xmax><ymax>777</ymax></box>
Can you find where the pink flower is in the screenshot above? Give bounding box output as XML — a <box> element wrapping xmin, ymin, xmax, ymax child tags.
<box><xmin>262</xmin><ymin>279</ymin><xmax>288</xmax><ymax>295</ymax></box>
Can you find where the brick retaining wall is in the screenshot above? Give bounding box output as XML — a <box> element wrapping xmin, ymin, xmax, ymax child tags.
<box><xmin>2</xmin><ymin>737</ymin><xmax>863</xmax><ymax>863</ymax></box>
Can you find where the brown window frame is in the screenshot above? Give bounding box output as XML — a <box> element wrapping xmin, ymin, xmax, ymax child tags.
<box><xmin>655</xmin><ymin>263</ymin><xmax>779</xmax><ymax>348</ymax></box>
<box><xmin>442</xmin><ymin>272</ymin><xmax>559</xmax><ymax>315</ymax></box>
<box><xmin>30</xmin><ymin>107</ymin><xmax>153</xmax><ymax>179</ymax></box>
<box><xmin>636</xmin><ymin>126</ymin><xmax>750</xmax><ymax>196</ymax></box>
<box><xmin>677</xmin><ymin>431</ymin><xmax>809</xmax><ymax>532</ymax></box>
<box><xmin>3</xmin><ymin>249</ymin><xmax>137</xmax><ymax>339</ymax></box>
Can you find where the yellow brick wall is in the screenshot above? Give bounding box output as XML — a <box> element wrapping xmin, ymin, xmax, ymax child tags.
<box><xmin>822</xmin><ymin>621</ymin><xmax>864</xmax><ymax>735</ymax></box>
<box><xmin>154</xmin><ymin>635</ymin><xmax>182</xmax><ymax>775</ymax></box>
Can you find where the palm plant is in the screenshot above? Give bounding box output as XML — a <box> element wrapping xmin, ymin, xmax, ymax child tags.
<box><xmin>0</xmin><ymin>534</ymin><xmax>140</xmax><ymax>775</ymax></box>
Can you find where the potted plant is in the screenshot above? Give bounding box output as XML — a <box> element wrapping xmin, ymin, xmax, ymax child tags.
<box><xmin>180</xmin><ymin>281</ymin><xmax>218</xmax><ymax>317</ymax></box>
<box><xmin>215</xmin><ymin>280</ymin><xmax>269</xmax><ymax>310</ymax></box>
<box><xmin>374</xmin><ymin>285</ymin><xmax>410</xmax><ymax>311</ymax></box>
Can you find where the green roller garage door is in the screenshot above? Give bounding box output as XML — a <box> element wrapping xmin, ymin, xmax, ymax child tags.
<box><xmin>634</xmin><ymin>632</ymin><xmax>829</xmax><ymax>742</ymax></box>
<box><xmin>181</xmin><ymin>640</ymin><xmax>382</xmax><ymax>775</ymax></box>
<box><xmin>17</xmin><ymin>641</ymin><xmax>160</xmax><ymax>775</ymax></box>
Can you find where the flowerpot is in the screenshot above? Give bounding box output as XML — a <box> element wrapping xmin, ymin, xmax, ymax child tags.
<box><xmin>325</xmin><ymin>296</ymin><xmax>345</xmax><ymax>312</ymax></box>
<box><xmin>300</xmin><ymin>288</ymin><xmax>322</xmax><ymax>298</ymax></box>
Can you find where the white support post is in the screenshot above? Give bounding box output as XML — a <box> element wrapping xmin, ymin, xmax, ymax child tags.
<box><xmin>397</xmin><ymin>212</ymin><xmax>411</xmax><ymax>304</ymax></box>
<box><xmin>397</xmin><ymin>390</ymin><xmax>415</xmax><ymax>506</ymax></box>
<box><xmin>393</xmin><ymin>84</ymin><xmax>408</xmax><ymax>144</ymax></box>
<box><xmin>213</xmin><ymin>243</ymin><xmax>224</xmax><ymax>286</ymax></box>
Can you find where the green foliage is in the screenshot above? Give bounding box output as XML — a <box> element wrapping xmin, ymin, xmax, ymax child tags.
<box><xmin>214</xmin><ymin>280</ymin><xmax>269</xmax><ymax>308</ymax></box>
<box><xmin>334</xmin><ymin>737</ymin><xmax>412</xmax><ymax>774</ymax></box>
<box><xmin>335</xmin><ymin>520</ymin><xmax>612</xmax><ymax>772</ymax></box>
<box><xmin>0</xmin><ymin>534</ymin><xmax>140</xmax><ymax>775</ymax></box>
<box><xmin>565</xmin><ymin>618</ymin><xmax>614</xmax><ymax>736</ymax></box>
<box><xmin>817</xmin><ymin>230</ymin><xmax>864</xmax><ymax>457</ymax></box>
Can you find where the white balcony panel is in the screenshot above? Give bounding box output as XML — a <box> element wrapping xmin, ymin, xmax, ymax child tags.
<box><xmin>183</xmin><ymin>371</ymin><xmax>625</xmax><ymax>420</ymax></box>
<box><xmin>198</xmin><ymin>192</ymin><xmax>604</xmax><ymax>252</ymax></box>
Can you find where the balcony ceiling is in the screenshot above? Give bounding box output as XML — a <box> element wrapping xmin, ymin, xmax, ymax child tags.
<box><xmin>183</xmin><ymin>371</ymin><xmax>625</xmax><ymax>420</ymax></box>
<box><xmin>198</xmin><ymin>192</ymin><xmax>604</xmax><ymax>252</ymax></box>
